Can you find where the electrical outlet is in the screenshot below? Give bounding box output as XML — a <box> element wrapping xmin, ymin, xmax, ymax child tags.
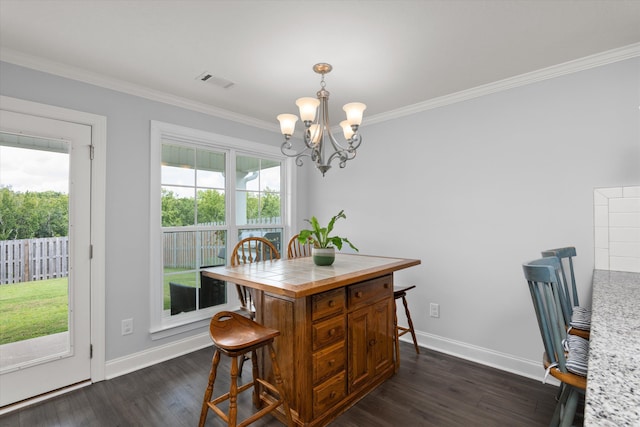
<box><xmin>121</xmin><ymin>318</ymin><xmax>133</xmax><ymax>335</ymax></box>
<box><xmin>430</xmin><ymin>303</ymin><xmax>440</xmax><ymax>318</ymax></box>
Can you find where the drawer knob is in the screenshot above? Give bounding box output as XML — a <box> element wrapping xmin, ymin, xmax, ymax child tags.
<box><xmin>328</xmin><ymin>328</ymin><xmax>336</xmax><ymax>337</ymax></box>
<box><xmin>328</xmin><ymin>300</ymin><xmax>335</xmax><ymax>307</ymax></box>
<box><xmin>355</xmin><ymin>291</ymin><xmax>363</xmax><ymax>298</ymax></box>
<box><xmin>384</xmin><ymin>282</ymin><xmax>390</xmax><ymax>289</ymax></box>
<box><xmin>328</xmin><ymin>359</ymin><xmax>335</xmax><ymax>366</ymax></box>
<box><xmin>330</xmin><ymin>391</ymin><xmax>337</xmax><ymax>399</ymax></box>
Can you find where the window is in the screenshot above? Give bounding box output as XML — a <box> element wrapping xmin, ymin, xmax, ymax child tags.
<box><xmin>236</xmin><ymin>155</ymin><xmax>283</xmax><ymax>254</ymax></box>
<box><xmin>150</xmin><ymin>121</ymin><xmax>292</xmax><ymax>337</ymax></box>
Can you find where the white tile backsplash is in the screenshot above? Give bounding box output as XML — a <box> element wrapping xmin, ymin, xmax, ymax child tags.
<box><xmin>594</xmin><ymin>186</ymin><xmax>640</xmax><ymax>273</ymax></box>
<box><xmin>610</xmin><ymin>212</ymin><xmax>640</xmax><ymax>228</ymax></box>
<box><xmin>610</xmin><ymin>228</ymin><xmax>640</xmax><ymax>242</ymax></box>
<box><xmin>609</xmin><ymin>197</ymin><xmax>640</xmax><ymax>213</ymax></box>
<box><xmin>594</xmin><ymin>227</ymin><xmax>609</xmax><ymax>248</ymax></box>
<box><xmin>594</xmin><ymin>205</ymin><xmax>609</xmax><ymax>227</ymax></box>
<box><xmin>623</xmin><ymin>186</ymin><xmax>640</xmax><ymax>197</ymax></box>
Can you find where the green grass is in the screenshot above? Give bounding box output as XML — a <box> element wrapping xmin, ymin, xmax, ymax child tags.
<box><xmin>0</xmin><ymin>266</ymin><xmax>221</xmax><ymax>345</ymax></box>
<box><xmin>0</xmin><ymin>278</ymin><xmax>69</xmax><ymax>345</ymax></box>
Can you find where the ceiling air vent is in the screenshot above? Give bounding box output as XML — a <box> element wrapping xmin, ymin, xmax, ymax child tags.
<box><xmin>195</xmin><ymin>71</ymin><xmax>235</xmax><ymax>89</ymax></box>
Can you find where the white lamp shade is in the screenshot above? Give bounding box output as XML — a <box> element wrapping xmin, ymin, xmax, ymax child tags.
<box><xmin>340</xmin><ymin>120</ymin><xmax>355</xmax><ymax>140</ymax></box>
<box><xmin>309</xmin><ymin>124</ymin><xmax>321</xmax><ymax>144</ymax></box>
<box><xmin>343</xmin><ymin>102</ymin><xmax>367</xmax><ymax>126</ymax></box>
<box><xmin>277</xmin><ymin>113</ymin><xmax>298</xmax><ymax>136</ymax></box>
<box><xmin>295</xmin><ymin>97</ymin><xmax>320</xmax><ymax>122</ymax></box>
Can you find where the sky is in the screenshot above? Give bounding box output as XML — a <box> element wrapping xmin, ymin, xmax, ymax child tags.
<box><xmin>0</xmin><ymin>145</ymin><xmax>69</xmax><ymax>193</ymax></box>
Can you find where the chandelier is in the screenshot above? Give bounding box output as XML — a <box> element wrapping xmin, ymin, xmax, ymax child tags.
<box><xmin>277</xmin><ymin>63</ymin><xmax>366</xmax><ymax>176</ymax></box>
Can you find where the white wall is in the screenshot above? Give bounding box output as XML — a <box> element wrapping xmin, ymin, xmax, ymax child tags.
<box><xmin>0</xmin><ymin>61</ymin><xmax>286</xmax><ymax>365</ymax></box>
<box><xmin>304</xmin><ymin>57</ymin><xmax>640</xmax><ymax>379</ymax></box>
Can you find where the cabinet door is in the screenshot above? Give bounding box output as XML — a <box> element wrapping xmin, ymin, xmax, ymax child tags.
<box><xmin>370</xmin><ymin>298</ymin><xmax>394</xmax><ymax>376</ymax></box>
<box><xmin>348</xmin><ymin>305</ymin><xmax>371</xmax><ymax>391</ymax></box>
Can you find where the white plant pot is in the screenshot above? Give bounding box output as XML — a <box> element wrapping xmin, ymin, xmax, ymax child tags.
<box><xmin>312</xmin><ymin>247</ymin><xmax>336</xmax><ymax>266</ymax></box>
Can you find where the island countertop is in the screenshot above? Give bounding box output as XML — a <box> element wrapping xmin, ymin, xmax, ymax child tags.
<box><xmin>585</xmin><ymin>269</ymin><xmax>640</xmax><ymax>426</ymax></box>
<box><xmin>201</xmin><ymin>253</ymin><xmax>421</xmax><ymax>298</ymax></box>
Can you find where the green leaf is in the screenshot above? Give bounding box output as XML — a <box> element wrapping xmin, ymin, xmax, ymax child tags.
<box><xmin>296</xmin><ymin>210</ymin><xmax>357</xmax><ymax>250</ymax></box>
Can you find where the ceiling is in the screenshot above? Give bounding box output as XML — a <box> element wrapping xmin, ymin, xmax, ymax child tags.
<box><xmin>1</xmin><ymin>0</ymin><xmax>639</xmax><ymax>132</ymax></box>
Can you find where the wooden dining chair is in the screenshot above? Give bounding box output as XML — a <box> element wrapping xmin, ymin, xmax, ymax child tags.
<box><xmin>287</xmin><ymin>234</ymin><xmax>312</xmax><ymax>258</ymax></box>
<box><xmin>541</xmin><ymin>247</ymin><xmax>590</xmax><ymax>339</ymax></box>
<box><xmin>522</xmin><ymin>258</ymin><xmax>588</xmax><ymax>427</ymax></box>
<box><xmin>230</xmin><ymin>236</ymin><xmax>280</xmax><ymax>374</ymax></box>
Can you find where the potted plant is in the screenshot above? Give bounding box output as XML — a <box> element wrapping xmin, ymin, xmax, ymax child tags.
<box><xmin>298</xmin><ymin>210</ymin><xmax>359</xmax><ymax>266</ymax></box>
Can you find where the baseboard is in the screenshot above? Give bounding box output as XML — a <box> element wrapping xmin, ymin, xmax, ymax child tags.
<box><xmin>105</xmin><ymin>332</ymin><xmax>212</xmax><ymax>379</ymax></box>
<box><xmin>400</xmin><ymin>330</ymin><xmax>560</xmax><ymax>386</ymax></box>
<box><xmin>105</xmin><ymin>327</ymin><xmax>557</xmax><ymax>387</ymax></box>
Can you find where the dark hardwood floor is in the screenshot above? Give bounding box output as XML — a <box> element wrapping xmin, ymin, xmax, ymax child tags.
<box><xmin>1</xmin><ymin>342</ymin><xmax>580</xmax><ymax>426</ymax></box>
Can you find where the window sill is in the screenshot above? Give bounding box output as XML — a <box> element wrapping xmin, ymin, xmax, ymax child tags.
<box><xmin>149</xmin><ymin>304</ymin><xmax>235</xmax><ymax>341</ymax></box>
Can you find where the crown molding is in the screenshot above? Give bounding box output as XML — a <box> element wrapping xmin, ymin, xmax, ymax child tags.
<box><xmin>2</xmin><ymin>43</ymin><xmax>638</xmax><ymax>130</ymax></box>
<box><xmin>0</xmin><ymin>48</ymin><xmax>278</xmax><ymax>132</ymax></box>
<box><xmin>366</xmin><ymin>42</ymin><xmax>640</xmax><ymax>125</ymax></box>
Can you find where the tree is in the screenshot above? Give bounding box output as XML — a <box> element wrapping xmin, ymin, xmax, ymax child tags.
<box><xmin>197</xmin><ymin>189</ymin><xmax>225</xmax><ymax>224</ymax></box>
<box><xmin>0</xmin><ymin>187</ymin><xmax>69</xmax><ymax>240</ymax></box>
<box><xmin>161</xmin><ymin>188</ymin><xmax>194</xmax><ymax>227</ymax></box>
<box><xmin>261</xmin><ymin>191</ymin><xmax>281</xmax><ymax>219</ymax></box>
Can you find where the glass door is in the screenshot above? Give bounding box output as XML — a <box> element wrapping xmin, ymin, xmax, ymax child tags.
<box><xmin>0</xmin><ymin>110</ymin><xmax>91</xmax><ymax>407</ymax></box>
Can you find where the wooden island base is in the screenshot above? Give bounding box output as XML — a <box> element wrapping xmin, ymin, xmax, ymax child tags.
<box><xmin>203</xmin><ymin>254</ymin><xmax>421</xmax><ymax>426</ymax></box>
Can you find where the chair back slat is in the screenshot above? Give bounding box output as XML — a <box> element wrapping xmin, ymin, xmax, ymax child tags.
<box><xmin>522</xmin><ymin>260</ymin><xmax>569</xmax><ymax>373</ymax></box>
<box><xmin>541</xmin><ymin>246</ymin><xmax>579</xmax><ymax>308</ymax></box>
<box><xmin>230</xmin><ymin>237</ymin><xmax>280</xmax><ymax>317</ymax></box>
<box><xmin>287</xmin><ymin>234</ymin><xmax>312</xmax><ymax>259</ymax></box>
<box><xmin>231</xmin><ymin>237</ymin><xmax>280</xmax><ymax>266</ymax></box>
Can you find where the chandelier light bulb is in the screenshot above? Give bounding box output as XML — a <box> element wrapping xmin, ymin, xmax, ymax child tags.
<box><xmin>309</xmin><ymin>124</ymin><xmax>322</xmax><ymax>144</ymax></box>
<box><xmin>343</xmin><ymin>102</ymin><xmax>367</xmax><ymax>126</ymax></box>
<box><xmin>340</xmin><ymin>120</ymin><xmax>355</xmax><ymax>140</ymax></box>
<box><xmin>277</xmin><ymin>113</ymin><xmax>298</xmax><ymax>136</ymax></box>
<box><xmin>296</xmin><ymin>97</ymin><xmax>320</xmax><ymax>122</ymax></box>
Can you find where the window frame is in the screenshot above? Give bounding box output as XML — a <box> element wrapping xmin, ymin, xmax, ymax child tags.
<box><xmin>149</xmin><ymin>120</ymin><xmax>295</xmax><ymax>338</ymax></box>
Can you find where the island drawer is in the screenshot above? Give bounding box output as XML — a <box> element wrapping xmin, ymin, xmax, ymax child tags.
<box><xmin>312</xmin><ymin>315</ymin><xmax>345</xmax><ymax>351</ymax></box>
<box><xmin>313</xmin><ymin>342</ymin><xmax>345</xmax><ymax>384</ymax></box>
<box><xmin>348</xmin><ymin>275</ymin><xmax>393</xmax><ymax>310</ymax></box>
<box><xmin>312</xmin><ymin>288</ymin><xmax>345</xmax><ymax>321</ymax></box>
<box><xmin>313</xmin><ymin>371</ymin><xmax>346</xmax><ymax>417</ymax></box>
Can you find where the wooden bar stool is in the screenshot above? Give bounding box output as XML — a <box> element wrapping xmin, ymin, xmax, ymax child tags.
<box><xmin>199</xmin><ymin>311</ymin><xmax>294</xmax><ymax>427</ymax></box>
<box><xmin>393</xmin><ymin>285</ymin><xmax>419</xmax><ymax>372</ymax></box>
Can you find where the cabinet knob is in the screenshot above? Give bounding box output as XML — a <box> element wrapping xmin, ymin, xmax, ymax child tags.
<box><xmin>369</xmin><ymin>339</ymin><xmax>376</xmax><ymax>347</ymax></box>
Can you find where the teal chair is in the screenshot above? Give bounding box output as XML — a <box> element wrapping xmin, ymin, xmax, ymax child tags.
<box><xmin>541</xmin><ymin>247</ymin><xmax>590</xmax><ymax>339</ymax></box>
<box><xmin>522</xmin><ymin>258</ymin><xmax>588</xmax><ymax>427</ymax></box>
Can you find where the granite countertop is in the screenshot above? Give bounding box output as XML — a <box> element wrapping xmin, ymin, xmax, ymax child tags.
<box><xmin>584</xmin><ymin>270</ymin><xmax>640</xmax><ymax>426</ymax></box>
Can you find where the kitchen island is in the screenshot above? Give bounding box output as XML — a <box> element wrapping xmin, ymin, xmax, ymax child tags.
<box><xmin>202</xmin><ymin>253</ymin><xmax>421</xmax><ymax>426</ymax></box>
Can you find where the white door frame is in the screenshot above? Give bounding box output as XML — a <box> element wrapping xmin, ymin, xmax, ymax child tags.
<box><xmin>0</xmin><ymin>96</ymin><xmax>106</xmax><ymax>400</ymax></box>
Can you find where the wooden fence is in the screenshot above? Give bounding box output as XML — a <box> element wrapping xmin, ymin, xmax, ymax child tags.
<box><xmin>0</xmin><ymin>237</ymin><xmax>69</xmax><ymax>285</ymax></box>
<box><xmin>163</xmin><ymin>231</ymin><xmax>226</xmax><ymax>269</ymax></box>
<box><xmin>162</xmin><ymin>218</ymin><xmax>281</xmax><ymax>269</ymax></box>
